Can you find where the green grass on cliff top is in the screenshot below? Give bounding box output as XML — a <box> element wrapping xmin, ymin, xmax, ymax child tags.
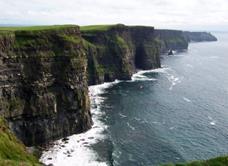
<box><xmin>80</xmin><ymin>24</ymin><xmax>116</xmax><ymax>32</ymax></box>
<box><xmin>0</xmin><ymin>25</ymin><xmax>77</xmax><ymax>32</ymax></box>
<box><xmin>164</xmin><ymin>155</ymin><xmax>228</xmax><ymax>166</ymax></box>
<box><xmin>0</xmin><ymin>118</ymin><xmax>41</xmax><ymax>166</ymax></box>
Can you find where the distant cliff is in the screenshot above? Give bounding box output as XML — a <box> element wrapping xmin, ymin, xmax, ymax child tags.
<box><xmin>154</xmin><ymin>30</ymin><xmax>217</xmax><ymax>53</ymax></box>
<box><xmin>154</xmin><ymin>29</ymin><xmax>189</xmax><ymax>53</ymax></box>
<box><xmin>184</xmin><ymin>31</ymin><xmax>217</xmax><ymax>42</ymax></box>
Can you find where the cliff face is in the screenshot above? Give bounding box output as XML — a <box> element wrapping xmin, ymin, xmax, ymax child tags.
<box><xmin>184</xmin><ymin>31</ymin><xmax>218</xmax><ymax>42</ymax></box>
<box><xmin>0</xmin><ymin>27</ymin><xmax>92</xmax><ymax>146</ymax></box>
<box><xmin>154</xmin><ymin>29</ymin><xmax>189</xmax><ymax>53</ymax></box>
<box><xmin>81</xmin><ymin>25</ymin><xmax>161</xmax><ymax>85</ymax></box>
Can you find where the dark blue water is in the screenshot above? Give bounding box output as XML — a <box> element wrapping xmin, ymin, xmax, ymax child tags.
<box><xmin>95</xmin><ymin>33</ymin><xmax>228</xmax><ymax>166</ymax></box>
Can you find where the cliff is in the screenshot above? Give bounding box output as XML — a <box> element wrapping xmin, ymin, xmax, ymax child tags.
<box><xmin>0</xmin><ymin>24</ymin><xmax>212</xmax><ymax>146</ymax></box>
<box><xmin>0</xmin><ymin>26</ymin><xmax>92</xmax><ymax>146</ymax></box>
<box><xmin>0</xmin><ymin>24</ymin><xmax>214</xmax><ymax>148</ymax></box>
<box><xmin>81</xmin><ymin>24</ymin><xmax>161</xmax><ymax>85</ymax></box>
<box><xmin>154</xmin><ymin>29</ymin><xmax>189</xmax><ymax>53</ymax></box>
<box><xmin>184</xmin><ymin>31</ymin><xmax>218</xmax><ymax>42</ymax></box>
<box><xmin>0</xmin><ymin>24</ymin><xmax>221</xmax><ymax>165</ymax></box>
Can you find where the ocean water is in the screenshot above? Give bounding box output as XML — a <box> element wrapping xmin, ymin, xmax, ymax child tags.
<box><xmin>41</xmin><ymin>33</ymin><xmax>228</xmax><ymax>166</ymax></box>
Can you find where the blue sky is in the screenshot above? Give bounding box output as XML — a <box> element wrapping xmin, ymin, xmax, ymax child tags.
<box><xmin>0</xmin><ymin>0</ymin><xmax>228</xmax><ymax>31</ymax></box>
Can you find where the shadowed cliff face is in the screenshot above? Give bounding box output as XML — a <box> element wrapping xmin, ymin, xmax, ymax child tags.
<box><xmin>81</xmin><ymin>25</ymin><xmax>161</xmax><ymax>85</ymax></box>
<box><xmin>0</xmin><ymin>27</ymin><xmax>92</xmax><ymax>146</ymax></box>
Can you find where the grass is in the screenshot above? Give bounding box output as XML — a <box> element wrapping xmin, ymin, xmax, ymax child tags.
<box><xmin>163</xmin><ymin>156</ymin><xmax>228</xmax><ymax>166</ymax></box>
<box><xmin>80</xmin><ymin>25</ymin><xmax>116</xmax><ymax>32</ymax></box>
<box><xmin>60</xmin><ymin>34</ymin><xmax>81</xmax><ymax>44</ymax></box>
<box><xmin>0</xmin><ymin>117</ymin><xmax>41</xmax><ymax>165</ymax></box>
<box><xmin>116</xmin><ymin>35</ymin><xmax>128</xmax><ymax>49</ymax></box>
<box><xmin>0</xmin><ymin>25</ymin><xmax>77</xmax><ymax>32</ymax></box>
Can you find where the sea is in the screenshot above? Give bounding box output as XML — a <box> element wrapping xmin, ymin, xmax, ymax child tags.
<box><xmin>40</xmin><ymin>32</ymin><xmax>228</xmax><ymax>166</ymax></box>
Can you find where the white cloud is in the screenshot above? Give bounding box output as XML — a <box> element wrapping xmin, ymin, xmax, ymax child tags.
<box><xmin>0</xmin><ymin>0</ymin><xmax>228</xmax><ymax>30</ymax></box>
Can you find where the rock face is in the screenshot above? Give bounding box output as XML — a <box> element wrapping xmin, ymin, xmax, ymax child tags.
<box><xmin>0</xmin><ymin>27</ymin><xmax>92</xmax><ymax>146</ymax></box>
<box><xmin>81</xmin><ymin>24</ymin><xmax>161</xmax><ymax>85</ymax></box>
<box><xmin>154</xmin><ymin>29</ymin><xmax>189</xmax><ymax>53</ymax></box>
<box><xmin>184</xmin><ymin>31</ymin><xmax>218</xmax><ymax>42</ymax></box>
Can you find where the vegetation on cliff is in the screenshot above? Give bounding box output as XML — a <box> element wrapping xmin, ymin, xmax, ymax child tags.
<box><xmin>80</xmin><ymin>25</ymin><xmax>115</xmax><ymax>32</ymax></box>
<box><xmin>0</xmin><ymin>25</ymin><xmax>77</xmax><ymax>32</ymax></box>
<box><xmin>164</xmin><ymin>155</ymin><xmax>228</xmax><ymax>166</ymax></box>
<box><xmin>0</xmin><ymin>117</ymin><xmax>40</xmax><ymax>166</ymax></box>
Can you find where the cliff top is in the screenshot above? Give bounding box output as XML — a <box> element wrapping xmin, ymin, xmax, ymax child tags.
<box><xmin>80</xmin><ymin>24</ymin><xmax>116</xmax><ymax>32</ymax></box>
<box><xmin>80</xmin><ymin>24</ymin><xmax>154</xmax><ymax>33</ymax></box>
<box><xmin>0</xmin><ymin>25</ymin><xmax>78</xmax><ymax>34</ymax></box>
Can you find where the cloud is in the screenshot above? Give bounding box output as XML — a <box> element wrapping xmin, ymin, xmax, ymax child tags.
<box><xmin>0</xmin><ymin>0</ymin><xmax>228</xmax><ymax>30</ymax></box>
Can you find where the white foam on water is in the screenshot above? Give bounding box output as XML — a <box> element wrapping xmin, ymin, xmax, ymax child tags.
<box><xmin>210</xmin><ymin>121</ymin><xmax>216</xmax><ymax>126</ymax></box>
<box><xmin>40</xmin><ymin>80</ymin><xmax>120</xmax><ymax>166</ymax></box>
<box><xmin>127</xmin><ymin>122</ymin><xmax>136</xmax><ymax>131</ymax></box>
<box><xmin>169</xmin><ymin>126</ymin><xmax>175</xmax><ymax>130</ymax></box>
<box><xmin>168</xmin><ymin>75</ymin><xmax>181</xmax><ymax>90</ymax></box>
<box><xmin>208</xmin><ymin>116</ymin><xmax>216</xmax><ymax>126</ymax></box>
<box><xmin>131</xmin><ymin>67</ymin><xmax>169</xmax><ymax>82</ymax></box>
<box><xmin>162</xmin><ymin>68</ymin><xmax>182</xmax><ymax>91</ymax></box>
<box><xmin>183</xmin><ymin>97</ymin><xmax>192</xmax><ymax>103</ymax></box>
<box><xmin>119</xmin><ymin>113</ymin><xmax>127</xmax><ymax>118</ymax></box>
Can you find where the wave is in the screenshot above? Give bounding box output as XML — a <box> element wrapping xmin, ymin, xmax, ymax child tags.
<box><xmin>208</xmin><ymin>116</ymin><xmax>216</xmax><ymax>126</ymax></box>
<box><xmin>131</xmin><ymin>67</ymin><xmax>169</xmax><ymax>82</ymax></box>
<box><xmin>40</xmin><ymin>81</ymin><xmax>120</xmax><ymax>166</ymax></box>
<box><xmin>183</xmin><ymin>97</ymin><xmax>192</xmax><ymax>103</ymax></box>
<box><xmin>160</xmin><ymin>68</ymin><xmax>183</xmax><ymax>91</ymax></box>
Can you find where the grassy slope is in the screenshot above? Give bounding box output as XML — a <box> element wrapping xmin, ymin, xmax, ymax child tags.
<box><xmin>0</xmin><ymin>118</ymin><xmax>41</xmax><ymax>166</ymax></box>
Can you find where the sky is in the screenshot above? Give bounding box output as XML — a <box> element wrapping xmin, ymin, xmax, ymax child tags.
<box><xmin>0</xmin><ymin>0</ymin><xmax>228</xmax><ymax>31</ymax></box>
